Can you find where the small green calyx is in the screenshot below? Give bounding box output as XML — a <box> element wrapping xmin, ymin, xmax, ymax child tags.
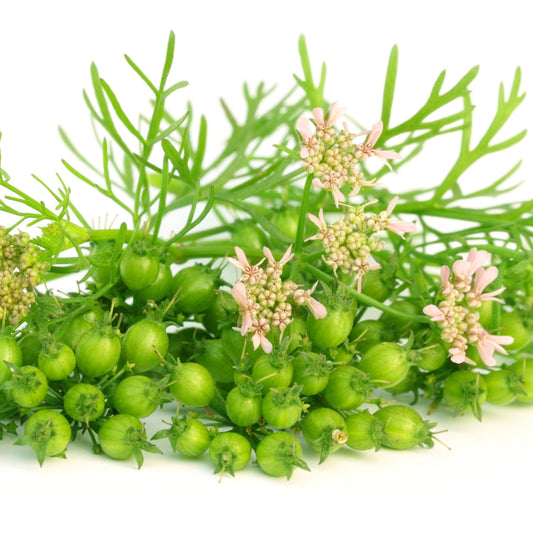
<box><xmin>151</xmin><ymin>415</ymin><xmax>189</xmax><ymax>453</ymax></box>
<box><xmin>237</xmin><ymin>376</ymin><xmax>263</xmax><ymax>398</ymax></box>
<box><xmin>213</xmin><ymin>448</ymin><xmax>237</xmax><ymax>477</ymax></box>
<box><xmin>75</xmin><ymin>393</ymin><xmax>103</xmax><ymax>424</ymax></box>
<box><xmin>277</xmin><ymin>441</ymin><xmax>311</xmax><ymax>480</ymax></box>
<box><xmin>125</xmin><ymin>425</ymin><xmax>163</xmax><ymax>469</ymax></box>
<box><xmin>350</xmin><ymin>368</ymin><xmax>375</xmax><ymax>397</ymax></box>
<box><xmin>14</xmin><ymin>418</ymin><xmax>56</xmax><ymax>467</ymax></box>
<box><xmin>2</xmin><ymin>364</ymin><xmax>43</xmax><ymax>393</ymax></box>
<box><xmin>456</xmin><ymin>380</ymin><xmax>486</xmax><ymax>421</ymax></box>
<box><xmin>268</xmin><ymin>385</ymin><xmax>304</xmax><ymax>409</ymax></box>
<box><xmin>299</xmin><ymin>351</ymin><xmax>330</xmax><ymax>378</ymax></box>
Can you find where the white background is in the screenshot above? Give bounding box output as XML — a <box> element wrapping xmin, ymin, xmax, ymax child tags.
<box><xmin>1</xmin><ymin>1</ymin><xmax>532</xmax><ymax>531</ymax></box>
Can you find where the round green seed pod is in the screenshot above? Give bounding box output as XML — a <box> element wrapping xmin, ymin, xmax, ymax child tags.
<box><xmin>344</xmin><ymin>411</ymin><xmax>385</xmax><ymax>451</ymax></box>
<box><xmin>358</xmin><ymin>342</ymin><xmax>410</xmax><ymax>388</ymax></box>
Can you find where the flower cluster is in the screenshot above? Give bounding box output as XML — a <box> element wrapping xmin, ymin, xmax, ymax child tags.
<box><xmin>423</xmin><ymin>248</ymin><xmax>514</xmax><ymax>366</ymax></box>
<box><xmin>0</xmin><ymin>227</ymin><xmax>49</xmax><ymax>325</ymax></box>
<box><xmin>228</xmin><ymin>245</ymin><xmax>327</xmax><ymax>353</ymax></box>
<box><xmin>297</xmin><ymin>102</ymin><xmax>401</xmax><ymax>207</ymax></box>
<box><xmin>307</xmin><ymin>197</ymin><xmax>416</xmax><ymax>291</ymax></box>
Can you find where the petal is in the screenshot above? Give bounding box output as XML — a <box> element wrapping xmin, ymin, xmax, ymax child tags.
<box><xmin>452</xmin><ymin>259</ymin><xmax>473</xmax><ymax>279</ymax></box>
<box><xmin>241</xmin><ymin>314</ymin><xmax>253</xmax><ymax>335</ymax></box>
<box><xmin>464</xmin><ymin>249</ymin><xmax>490</xmax><ymax>275</ymax></box>
<box><xmin>476</xmin><ymin>342</ymin><xmax>497</xmax><ymax>366</ymax></box>
<box><xmin>487</xmin><ymin>333</ymin><xmax>515</xmax><ymax>351</ymax></box>
<box><xmin>231</xmin><ymin>281</ymin><xmax>248</xmax><ymax>307</ymax></box>
<box><xmin>260</xmin><ymin>333</ymin><xmax>273</xmax><ymax>353</ymax></box>
<box><xmin>385</xmin><ymin>195</ymin><xmax>399</xmax><ymax>216</ymax></box>
<box><xmin>308</xmin><ymin>298</ymin><xmax>327</xmax><ymax>319</ymax></box>
<box><xmin>479</xmin><ymin>287</ymin><xmax>505</xmax><ymax>303</ymax></box>
<box><xmin>297</xmin><ymin>116</ymin><xmax>314</xmax><ymax>141</ymax></box>
<box><xmin>234</xmin><ymin>247</ymin><xmax>251</xmax><ymax>270</ymax></box>
<box><xmin>355</xmin><ymin>129</ymin><xmax>370</xmax><ymax>138</ymax></box>
<box><xmin>312</xmin><ymin>177</ymin><xmax>326</xmax><ymax>190</ymax></box>
<box><xmin>423</xmin><ymin>304</ymin><xmax>446</xmax><ymax>321</ymax></box>
<box><xmin>449</xmin><ymin>348</ymin><xmax>466</xmax><ymax>364</ymax></box>
<box><xmin>279</xmin><ymin>244</ymin><xmax>295</xmax><ymax>266</ymax></box>
<box><xmin>366</xmin><ymin>121</ymin><xmax>383</xmax><ymax>148</ymax></box>
<box><xmin>372</xmin><ymin>148</ymin><xmax>402</xmax><ymax>160</ymax></box>
<box><xmin>262</xmin><ymin>246</ymin><xmax>275</xmax><ymax>264</ymax></box>
<box><xmin>331</xmin><ymin>186</ymin><xmax>345</xmax><ymax>208</ymax></box>
<box><xmin>387</xmin><ymin>220</ymin><xmax>417</xmax><ymax>238</ymax></box>
<box><xmin>327</xmin><ymin>101</ymin><xmax>346</xmax><ymax>125</ymax></box>
<box><xmin>308</xmin><ymin>212</ymin><xmax>325</xmax><ymax>231</ymax></box>
<box><xmin>440</xmin><ymin>265</ymin><xmax>451</xmax><ymax>287</ymax></box>
<box><xmin>312</xmin><ymin>107</ymin><xmax>325</xmax><ymax>126</ymax></box>
<box><xmin>251</xmin><ymin>331</ymin><xmax>261</xmax><ymax>350</ymax></box>
<box><xmin>227</xmin><ymin>256</ymin><xmax>246</xmax><ymax>270</ymax></box>
<box><xmin>473</xmin><ymin>266</ymin><xmax>499</xmax><ymax>293</ymax></box>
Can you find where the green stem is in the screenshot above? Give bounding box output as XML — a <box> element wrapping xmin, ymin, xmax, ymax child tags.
<box><xmin>303</xmin><ymin>263</ymin><xmax>427</xmax><ymax>323</ymax></box>
<box><xmin>294</xmin><ymin>174</ymin><xmax>314</xmax><ymax>257</ymax></box>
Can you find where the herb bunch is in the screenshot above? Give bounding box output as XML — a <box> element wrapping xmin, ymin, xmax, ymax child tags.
<box><xmin>0</xmin><ymin>32</ymin><xmax>531</xmax><ymax>476</ymax></box>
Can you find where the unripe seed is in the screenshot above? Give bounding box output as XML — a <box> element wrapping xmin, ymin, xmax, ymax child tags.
<box><xmin>256</xmin><ymin>432</ymin><xmax>309</xmax><ymax>479</ymax></box>
<box><xmin>262</xmin><ymin>387</ymin><xmax>303</xmax><ymax>429</ymax></box>
<box><xmin>170</xmin><ymin>362</ymin><xmax>215</xmax><ymax>407</ymax></box>
<box><xmin>64</xmin><ymin>383</ymin><xmax>105</xmax><ymax>423</ymax></box>
<box><xmin>484</xmin><ymin>369</ymin><xmax>521</xmax><ymax>405</ymax></box>
<box><xmin>358</xmin><ymin>342</ymin><xmax>410</xmax><ymax>388</ymax></box>
<box><xmin>291</xmin><ymin>352</ymin><xmax>329</xmax><ymax>395</ymax></box>
<box><xmin>301</xmin><ymin>407</ymin><xmax>348</xmax><ymax>464</ymax></box>
<box><xmin>417</xmin><ymin>342</ymin><xmax>447</xmax><ymax>372</ymax></box>
<box><xmin>322</xmin><ymin>366</ymin><xmax>373</xmax><ymax>410</ymax></box>
<box><xmin>307</xmin><ymin>303</ymin><xmax>356</xmax><ymax>350</ymax></box>
<box><xmin>349</xmin><ymin>319</ymin><xmax>391</xmax><ymax>354</ymax></box>
<box><xmin>38</xmin><ymin>341</ymin><xmax>76</xmax><ymax>381</ymax></box>
<box><xmin>443</xmin><ymin>370</ymin><xmax>487</xmax><ymax>420</ymax></box>
<box><xmin>18</xmin><ymin>410</ymin><xmax>72</xmax><ymax>466</ymax></box>
<box><xmin>344</xmin><ymin>411</ymin><xmax>386</xmax><ymax>451</ymax></box>
<box><xmin>374</xmin><ymin>405</ymin><xmax>436</xmax><ymax>450</ymax></box>
<box><xmin>225</xmin><ymin>386</ymin><xmax>262</xmax><ymax>427</ymax></box>
<box><xmin>209</xmin><ymin>432</ymin><xmax>252</xmax><ymax>477</ymax></box>
<box><xmin>112</xmin><ymin>375</ymin><xmax>161</xmax><ymax>418</ymax></box>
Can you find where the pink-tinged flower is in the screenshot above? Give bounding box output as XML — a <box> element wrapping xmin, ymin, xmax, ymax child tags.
<box><xmin>440</xmin><ymin>265</ymin><xmax>453</xmax><ymax>295</ymax></box>
<box><xmin>312</xmin><ymin>101</ymin><xmax>346</xmax><ymax>128</ymax></box>
<box><xmin>263</xmin><ymin>244</ymin><xmax>294</xmax><ymax>267</ymax></box>
<box><xmin>263</xmin><ymin>245</ymin><xmax>294</xmax><ymax>277</ymax></box>
<box><xmin>231</xmin><ymin>281</ymin><xmax>255</xmax><ymax>334</ymax></box>
<box><xmin>355</xmin><ymin>120</ymin><xmax>402</xmax><ymax>169</ymax></box>
<box><xmin>423</xmin><ymin>304</ymin><xmax>446</xmax><ymax>322</ymax></box>
<box><xmin>297</xmin><ymin>116</ymin><xmax>316</xmax><ymax>158</ymax></box>
<box><xmin>475</xmin><ymin>329</ymin><xmax>514</xmax><ymax>366</ymax></box>
<box><xmin>347</xmin><ymin>175</ymin><xmax>378</xmax><ymax>197</ymax></box>
<box><xmin>382</xmin><ymin>196</ymin><xmax>417</xmax><ymax>238</ymax></box>
<box><xmin>312</xmin><ymin>177</ymin><xmax>345</xmax><ymax>207</ymax></box>
<box><xmin>250</xmin><ymin>318</ymin><xmax>273</xmax><ymax>353</ymax></box>
<box><xmin>452</xmin><ymin>248</ymin><xmax>490</xmax><ymax>280</ymax></box>
<box><xmin>449</xmin><ymin>347</ymin><xmax>476</xmax><ymax>365</ymax></box>
<box><xmin>308</xmin><ymin>285</ymin><xmax>328</xmax><ymax>320</ymax></box>
<box><xmin>306</xmin><ymin>209</ymin><xmax>328</xmax><ymax>238</ymax></box>
<box><xmin>293</xmin><ymin>281</ymin><xmax>328</xmax><ymax>319</ymax></box>
<box><xmin>227</xmin><ymin>247</ymin><xmax>265</xmax><ymax>284</ymax></box>
<box><xmin>355</xmin><ymin>263</ymin><xmax>381</xmax><ymax>293</ymax></box>
<box><xmin>471</xmin><ymin>266</ymin><xmax>505</xmax><ymax>303</ymax></box>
